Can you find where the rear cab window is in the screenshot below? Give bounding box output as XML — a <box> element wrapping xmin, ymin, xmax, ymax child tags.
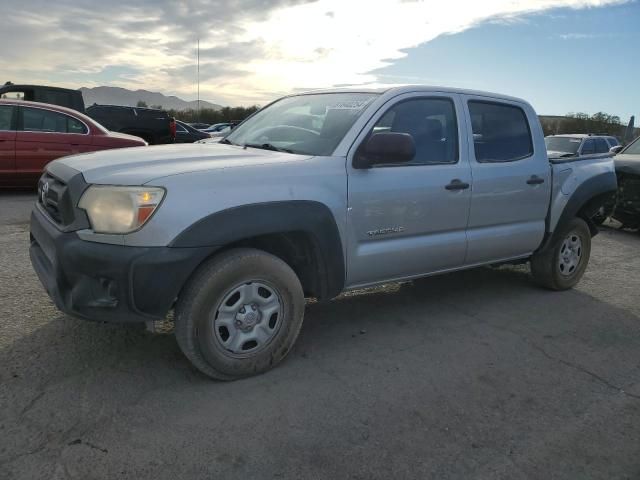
<box><xmin>468</xmin><ymin>101</ymin><xmax>533</xmax><ymax>162</ymax></box>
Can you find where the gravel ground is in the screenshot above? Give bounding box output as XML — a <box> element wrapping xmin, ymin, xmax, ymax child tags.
<box><xmin>1</xmin><ymin>191</ymin><xmax>639</xmax><ymax>480</ymax></box>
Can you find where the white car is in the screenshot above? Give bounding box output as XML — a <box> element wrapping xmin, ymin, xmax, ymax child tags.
<box><xmin>195</xmin><ymin>126</ymin><xmax>231</xmax><ymax>143</ymax></box>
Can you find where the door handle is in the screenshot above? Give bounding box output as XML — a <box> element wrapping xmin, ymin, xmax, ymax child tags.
<box><xmin>445</xmin><ymin>179</ymin><xmax>470</xmax><ymax>191</ymax></box>
<box><xmin>527</xmin><ymin>175</ymin><xmax>545</xmax><ymax>185</ymax></box>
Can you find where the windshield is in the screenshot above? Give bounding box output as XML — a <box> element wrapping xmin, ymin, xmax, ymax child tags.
<box><xmin>623</xmin><ymin>136</ymin><xmax>640</xmax><ymax>155</ymax></box>
<box><xmin>545</xmin><ymin>136</ymin><xmax>582</xmax><ymax>154</ymax></box>
<box><xmin>225</xmin><ymin>93</ymin><xmax>379</xmax><ymax>155</ymax></box>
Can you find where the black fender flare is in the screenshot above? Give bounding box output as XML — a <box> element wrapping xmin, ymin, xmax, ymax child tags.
<box><xmin>539</xmin><ymin>171</ymin><xmax>617</xmax><ymax>252</ymax></box>
<box><xmin>170</xmin><ymin>201</ymin><xmax>345</xmax><ymax>299</ymax></box>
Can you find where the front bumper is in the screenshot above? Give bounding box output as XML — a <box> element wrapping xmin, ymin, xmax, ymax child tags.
<box><xmin>29</xmin><ymin>206</ymin><xmax>218</xmax><ymax>323</ymax></box>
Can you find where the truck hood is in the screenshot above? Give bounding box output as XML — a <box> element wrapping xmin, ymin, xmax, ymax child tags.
<box><xmin>54</xmin><ymin>143</ymin><xmax>312</xmax><ymax>185</ymax></box>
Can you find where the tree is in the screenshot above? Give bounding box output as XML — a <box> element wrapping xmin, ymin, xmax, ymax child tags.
<box><xmin>167</xmin><ymin>106</ymin><xmax>260</xmax><ymax>125</ymax></box>
<box><xmin>539</xmin><ymin>111</ymin><xmax>627</xmax><ymax>138</ymax></box>
<box><xmin>136</xmin><ymin>100</ymin><xmax>148</xmax><ymax>108</ymax></box>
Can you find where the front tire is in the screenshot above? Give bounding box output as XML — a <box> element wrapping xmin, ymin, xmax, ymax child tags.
<box><xmin>531</xmin><ymin>217</ymin><xmax>591</xmax><ymax>290</ymax></box>
<box><xmin>175</xmin><ymin>248</ymin><xmax>305</xmax><ymax>380</ymax></box>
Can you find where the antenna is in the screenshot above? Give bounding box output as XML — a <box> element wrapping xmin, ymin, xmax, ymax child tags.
<box><xmin>197</xmin><ymin>38</ymin><xmax>200</xmax><ymax>122</ymax></box>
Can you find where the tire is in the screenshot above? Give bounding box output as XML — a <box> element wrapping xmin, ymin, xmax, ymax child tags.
<box><xmin>175</xmin><ymin>248</ymin><xmax>305</xmax><ymax>380</ymax></box>
<box><xmin>530</xmin><ymin>217</ymin><xmax>591</xmax><ymax>290</ymax></box>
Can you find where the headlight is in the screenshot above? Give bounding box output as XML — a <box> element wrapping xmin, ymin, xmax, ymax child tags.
<box><xmin>78</xmin><ymin>186</ymin><xmax>165</xmax><ymax>234</ymax></box>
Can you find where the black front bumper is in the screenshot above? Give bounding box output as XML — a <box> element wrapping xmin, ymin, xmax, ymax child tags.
<box><xmin>30</xmin><ymin>206</ymin><xmax>218</xmax><ymax>323</ymax></box>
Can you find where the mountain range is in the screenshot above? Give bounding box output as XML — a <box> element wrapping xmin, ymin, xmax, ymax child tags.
<box><xmin>80</xmin><ymin>86</ymin><xmax>222</xmax><ymax>111</ymax></box>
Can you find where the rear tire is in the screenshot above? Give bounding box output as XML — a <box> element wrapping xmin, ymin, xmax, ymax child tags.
<box><xmin>175</xmin><ymin>248</ymin><xmax>305</xmax><ymax>380</ymax></box>
<box><xmin>531</xmin><ymin>217</ymin><xmax>591</xmax><ymax>290</ymax></box>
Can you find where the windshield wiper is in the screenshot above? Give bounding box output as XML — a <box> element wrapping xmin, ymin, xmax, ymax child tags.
<box><xmin>219</xmin><ymin>138</ymin><xmax>234</xmax><ymax>145</ymax></box>
<box><xmin>243</xmin><ymin>143</ymin><xmax>294</xmax><ymax>154</ymax></box>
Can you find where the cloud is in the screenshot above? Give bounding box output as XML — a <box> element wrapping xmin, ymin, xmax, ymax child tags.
<box><xmin>0</xmin><ymin>0</ymin><xmax>628</xmax><ymax>105</ymax></box>
<box><xmin>556</xmin><ymin>32</ymin><xmax>621</xmax><ymax>39</ymax></box>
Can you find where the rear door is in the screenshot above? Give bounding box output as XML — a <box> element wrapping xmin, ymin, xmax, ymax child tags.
<box><xmin>16</xmin><ymin>106</ymin><xmax>92</xmax><ymax>179</ymax></box>
<box><xmin>462</xmin><ymin>96</ymin><xmax>551</xmax><ymax>264</ymax></box>
<box><xmin>346</xmin><ymin>93</ymin><xmax>472</xmax><ymax>287</ymax></box>
<box><xmin>0</xmin><ymin>105</ymin><xmax>17</xmax><ymax>177</ymax></box>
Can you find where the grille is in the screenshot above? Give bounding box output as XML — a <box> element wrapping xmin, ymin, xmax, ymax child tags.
<box><xmin>38</xmin><ymin>173</ymin><xmax>72</xmax><ymax>226</ymax></box>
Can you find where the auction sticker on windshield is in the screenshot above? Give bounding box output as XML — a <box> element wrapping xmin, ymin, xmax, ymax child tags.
<box><xmin>328</xmin><ymin>97</ymin><xmax>377</xmax><ymax>110</ymax></box>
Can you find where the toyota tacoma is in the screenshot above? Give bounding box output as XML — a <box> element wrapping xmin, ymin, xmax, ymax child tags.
<box><xmin>30</xmin><ymin>86</ymin><xmax>617</xmax><ymax>380</ymax></box>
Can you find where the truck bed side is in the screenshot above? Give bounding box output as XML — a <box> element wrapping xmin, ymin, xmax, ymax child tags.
<box><xmin>547</xmin><ymin>154</ymin><xmax>617</xmax><ymax>236</ymax></box>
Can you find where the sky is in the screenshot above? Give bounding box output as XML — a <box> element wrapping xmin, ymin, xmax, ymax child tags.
<box><xmin>1</xmin><ymin>0</ymin><xmax>638</xmax><ymax>119</ymax></box>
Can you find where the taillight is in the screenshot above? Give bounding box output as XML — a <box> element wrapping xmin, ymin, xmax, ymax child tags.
<box><xmin>169</xmin><ymin>118</ymin><xmax>176</xmax><ymax>139</ymax></box>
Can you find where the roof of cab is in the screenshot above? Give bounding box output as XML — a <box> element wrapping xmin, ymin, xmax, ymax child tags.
<box><xmin>291</xmin><ymin>85</ymin><xmax>530</xmax><ymax>105</ymax></box>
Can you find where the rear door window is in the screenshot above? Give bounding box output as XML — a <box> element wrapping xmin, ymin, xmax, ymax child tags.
<box><xmin>468</xmin><ymin>101</ymin><xmax>533</xmax><ymax>162</ymax></box>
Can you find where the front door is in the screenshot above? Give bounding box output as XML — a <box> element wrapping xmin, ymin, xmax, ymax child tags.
<box><xmin>346</xmin><ymin>93</ymin><xmax>472</xmax><ymax>287</ymax></box>
<box><xmin>462</xmin><ymin>96</ymin><xmax>551</xmax><ymax>264</ymax></box>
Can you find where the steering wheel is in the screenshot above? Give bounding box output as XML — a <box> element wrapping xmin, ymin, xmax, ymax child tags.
<box><xmin>254</xmin><ymin>125</ymin><xmax>320</xmax><ymax>143</ymax></box>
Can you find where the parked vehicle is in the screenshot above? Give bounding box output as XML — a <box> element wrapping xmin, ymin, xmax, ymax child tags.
<box><xmin>545</xmin><ymin>134</ymin><xmax>620</xmax><ymax>159</ymax></box>
<box><xmin>0</xmin><ymin>99</ymin><xmax>146</xmax><ymax>187</ymax></box>
<box><xmin>30</xmin><ymin>86</ymin><xmax>616</xmax><ymax>380</ymax></box>
<box><xmin>175</xmin><ymin>120</ymin><xmax>211</xmax><ymax>143</ymax></box>
<box><xmin>201</xmin><ymin>123</ymin><xmax>231</xmax><ymax>133</ymax></box>
<box><xmin>608</xmin><ymin>136</ymin><xmax>640</xmax><ymax>227</ymax></box>
<box><xmin>188</xmin><ymin>122</ymin><xmax>210</xmax><ymax>130</ymax></box>
<box><xmin>85</xmin><ymin>105</ymin><xmax>176</xmax><ymax>145</ymax></box>
<box><xmin>0</xmin><ymin>84</ymin><xmax>85</xmax><ymax>112</ymax></box>
<box><xmin>208</xmin><ymin>126</ymin><xmax>231</xmax><ymax>139</ymax></box>
<box><xmin>195</xmin><ymin>137</ymin><xmax>224</xmax><ymax>144</ymax></box>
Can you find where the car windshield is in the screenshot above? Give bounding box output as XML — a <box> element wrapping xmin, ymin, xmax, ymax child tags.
<box><xmin>225</xmin><ymin>92</ymin><xmax>379</xmax><ymax>155</ymax></box>
<box><xmin>623</xmin><ymin>136</ymin><xmax>640</xmax><ymax>155</ymax></box>
<box><xmin>545</xmin><ymin>136</ymin><xmax>582</xmax><ymax>154</ymax></box>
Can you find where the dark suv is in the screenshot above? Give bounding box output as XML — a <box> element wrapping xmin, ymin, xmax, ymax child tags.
<box><xmin>85</xmin><ymin>104</ymin><xmax>176</xmax><ymax>145</ymax></box>
<box><xmin>0</xmin><ymin>84</ymin><xmax>85</xmax><ymax>112</ymax></box>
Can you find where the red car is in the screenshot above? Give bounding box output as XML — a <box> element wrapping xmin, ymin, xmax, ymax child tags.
<box><xmin>0</xmin><ymin>99</ymin><xmax>147</xmax><ymax>187</ymax></box>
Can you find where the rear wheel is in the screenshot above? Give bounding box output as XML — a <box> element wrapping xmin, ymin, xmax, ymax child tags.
<box><xmin>175</xmin><ymin>248</ymin><xmax>305</xmax><ymax>380</ymax></box>
<box><xmin>531</xmin><ymin>217</ymin><xmax>591</xmax><ymax>290</ymax></box>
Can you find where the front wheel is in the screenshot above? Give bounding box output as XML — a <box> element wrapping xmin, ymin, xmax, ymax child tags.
<box><xmin>530</xmin><ymin>217</ymin><xmax>592</xmax><ymax>290</ymax></box>
<box><xmin>175</xmin><ymin>248</ymin><xmax>305</xmax><ymax>380</ymax></box>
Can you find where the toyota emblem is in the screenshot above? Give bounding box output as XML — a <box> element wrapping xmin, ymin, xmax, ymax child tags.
<box><xmin>41</xmin><ymin>181</ymin><xmax>49</xmax><ymax>205</ymax></box>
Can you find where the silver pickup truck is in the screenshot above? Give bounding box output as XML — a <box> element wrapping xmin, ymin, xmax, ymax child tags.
<box><xmin>30</xmin><ymin>86</ymin><xmax>617</xmax><ymax>379</ymax></box>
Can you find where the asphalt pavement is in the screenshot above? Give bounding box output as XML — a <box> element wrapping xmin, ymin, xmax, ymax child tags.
<box><xmin>1</xmin><ymin>191</ymin><xmax>639</xmax><ymax>480</ymax></box>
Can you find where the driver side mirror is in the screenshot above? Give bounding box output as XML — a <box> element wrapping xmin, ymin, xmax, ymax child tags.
<box><xmin>353</xmin><ymin>132</ymin><xmax>416</xmax><ymax>169</ymax></box>
<box><xmin>609</xmin><ymin>145</ymin><xmax>623</xmax><ymax>155</ymax></box>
